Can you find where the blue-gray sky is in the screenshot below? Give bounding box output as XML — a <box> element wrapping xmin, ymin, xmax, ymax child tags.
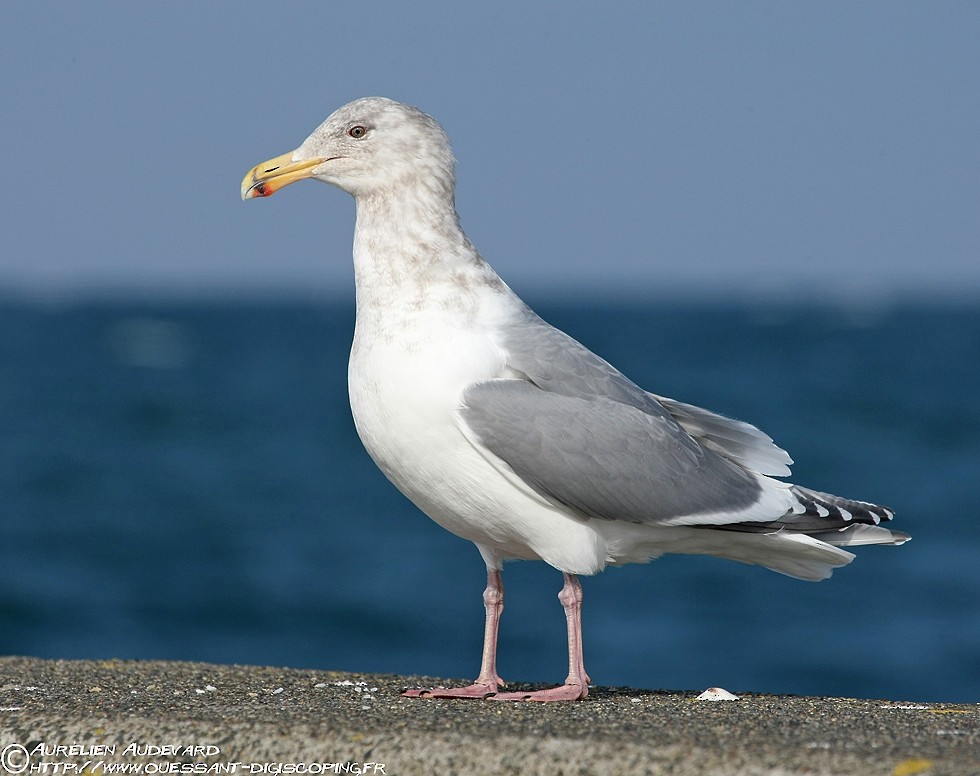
<box><xmin>2</xmin><ymin>1</ymin><xmax>978</xmax><ymax>301</ymax></box>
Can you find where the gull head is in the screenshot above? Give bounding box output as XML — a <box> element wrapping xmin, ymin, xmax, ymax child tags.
<box><xmin>242</xmin><ymin>97</ymin><xmax>456</xmax><ymax>201</ymax></box>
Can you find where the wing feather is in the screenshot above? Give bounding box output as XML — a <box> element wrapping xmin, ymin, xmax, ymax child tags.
<box><xmin>653</xmin><ymin>395</ymin><xmax>793</xmax><ymax>476</ymax></box>
<box><xmin>459</xmin><ymin>379</ymin><xmax>795</xmax><ymax>526</ymax></box>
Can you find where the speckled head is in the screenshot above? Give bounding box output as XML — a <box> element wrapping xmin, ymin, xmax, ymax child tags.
<box><xmin>242</xmin><ymin>97</ymin><xmax>457</xmax><ymax>201</ymax></box>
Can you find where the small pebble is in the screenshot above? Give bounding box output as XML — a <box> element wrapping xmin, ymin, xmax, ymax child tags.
<box><xmin>696</xmin><ymin>687</ymin><xmax>740</xmax><ymax>701</ymax></box>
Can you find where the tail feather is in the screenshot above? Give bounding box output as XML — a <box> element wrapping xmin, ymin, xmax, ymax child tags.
<box><xmin>808</xmin><ymin>523</ymin><xmax>911</xmax><ymax>547</ymax></box>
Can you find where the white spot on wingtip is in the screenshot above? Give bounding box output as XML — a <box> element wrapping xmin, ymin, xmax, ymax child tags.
<box><xmin>839</xmin><ymin>507</ymin><xmax>853</xmax><ymax>521</ymax></box>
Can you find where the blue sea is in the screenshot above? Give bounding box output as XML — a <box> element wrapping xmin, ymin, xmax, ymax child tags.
<box><xmin>1</xmin><ymin>297</ymin><xmax>978</xmax><ymax>703</ymax></box>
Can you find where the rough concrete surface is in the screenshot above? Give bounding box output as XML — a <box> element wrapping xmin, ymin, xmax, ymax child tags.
<box><xmin>0</xmin><ymin>657</ymin><xmax>976</xmax><ymax>775</ymax></box>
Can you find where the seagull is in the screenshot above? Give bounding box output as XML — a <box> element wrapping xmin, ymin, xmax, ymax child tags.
<box><xmin>242</xmin><ymin>97</ymin><xmax>909</xmax><ymax>702</ymax></box>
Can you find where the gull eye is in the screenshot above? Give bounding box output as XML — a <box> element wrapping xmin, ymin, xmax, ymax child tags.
<box><xmin>347</xmin><ymin>125</ymin><xmax>368</xmax><ymax>139</ymax></box>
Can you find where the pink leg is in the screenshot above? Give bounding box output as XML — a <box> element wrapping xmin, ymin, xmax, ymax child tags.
<box><xmin>402</xmin><ymin>569</ymin><xmax>506</xmax><ymax>699</ymax></box>
<box><xmin>491</xmin><ymin>573</ymin><xmax>590</xmax><ymax>702</ymax></box>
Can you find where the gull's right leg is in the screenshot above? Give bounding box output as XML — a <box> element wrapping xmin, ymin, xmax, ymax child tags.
<box><xmin>402</xmin><ymin>567</ymin><xmax>505</xmax><ymax>698</ymax></box>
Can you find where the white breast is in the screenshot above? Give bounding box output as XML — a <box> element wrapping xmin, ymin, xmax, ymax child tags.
<box><xmin>346</xmin><ymin>288</ymin><xmax>607</xmax><ymax>573</ymax></box>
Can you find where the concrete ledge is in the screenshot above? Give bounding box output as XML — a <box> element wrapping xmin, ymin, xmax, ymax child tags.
<box><xmin>0</xmin><ymin>657</ymin><xmax>976</xmax><ymax>775</ymax></box>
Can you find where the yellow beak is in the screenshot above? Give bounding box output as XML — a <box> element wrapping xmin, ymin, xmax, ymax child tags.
<box><xmin>241</xmin><ymin>152</ymin><xmax>329</xmax><ymax>200</ymax></box>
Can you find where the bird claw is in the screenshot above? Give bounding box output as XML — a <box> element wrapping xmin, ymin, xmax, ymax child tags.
<box><xmin>402</xmin><ymin>682</ymin><xmax>500</xmax><ymax>699</ymax></box>
<box><xmin>489</xmin><ymin>682</ymin><xmax>589</xmax><ymax>702</ymax></box>
<box><xmin>403</xmin><ymin>680</ymin><xmax>588</xmax><ymax>702</ymax></box>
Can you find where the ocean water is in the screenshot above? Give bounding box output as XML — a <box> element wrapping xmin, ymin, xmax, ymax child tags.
<box><xmin>0</xmin><ymin>297</ymin><xmax>978</xmax><ymax>703</ymax></box>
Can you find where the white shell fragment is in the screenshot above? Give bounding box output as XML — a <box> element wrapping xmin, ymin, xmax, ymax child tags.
<box><xmin>696</xmin><ymin>687</ymin><xmax>740</xmax><ymax>701</ymax></box>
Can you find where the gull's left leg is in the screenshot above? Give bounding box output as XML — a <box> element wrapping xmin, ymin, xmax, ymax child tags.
<box><xmin>491</xmin><ymin>572</ymin><xmax>590</xmax><ymax>701</ymax></box>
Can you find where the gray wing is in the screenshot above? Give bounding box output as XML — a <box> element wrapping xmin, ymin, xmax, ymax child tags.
<box><xmin>460</xmin><ymin>308</ymin><xmax>796</xmax><ymax>526</ymax></box>
<box><xmin>460</xmin><ymin>379</ymin><xmax>784</xmax><ymax>525</ymax></box>
<box><xmin>494</xmin><ymin>306</ymin><xmax>793</xmax><ymax>476</ymax></box>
